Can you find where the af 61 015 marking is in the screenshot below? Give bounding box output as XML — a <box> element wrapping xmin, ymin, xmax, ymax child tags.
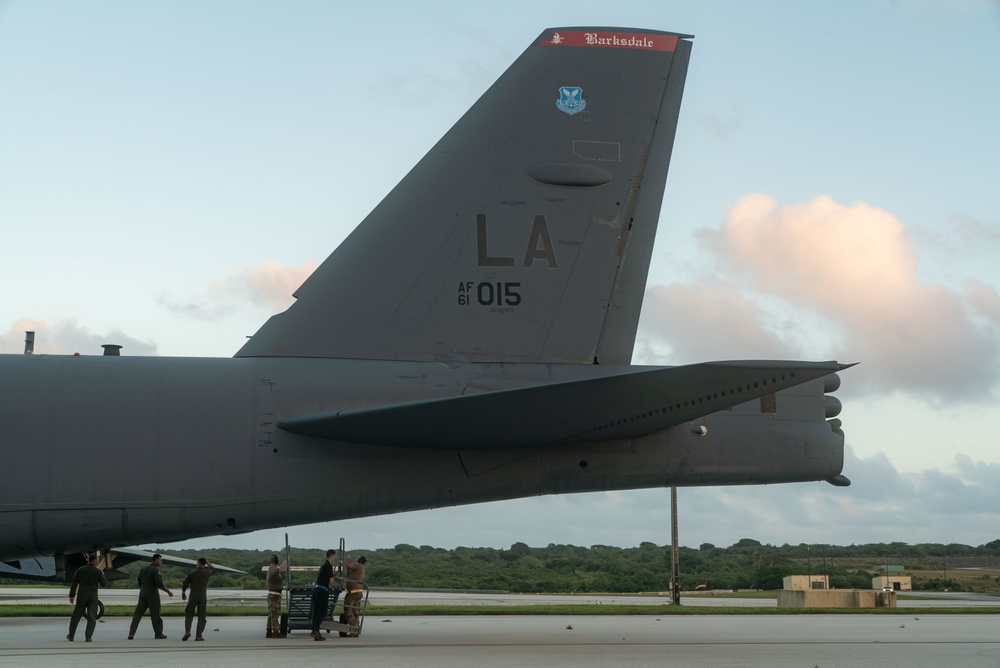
<box><xmin>457</xmin><ymin>281</ymin><xmax>522</xmax><ymax>306</ymax></box>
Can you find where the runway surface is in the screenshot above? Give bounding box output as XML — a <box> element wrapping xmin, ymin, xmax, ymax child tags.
<box><xmin>3</xmin><ymin>589</ymin><xmax>999</xmax><ymax>666</ymax></box>
<box><xmin>4</xmin><ymin>587</ymin><xmax>1000</xmax><ymax>608</ymax></box>
<box><xmin>2</xmin><ymin>613</ymin><xmax>1000</xmax><ymax>667</ymax></box>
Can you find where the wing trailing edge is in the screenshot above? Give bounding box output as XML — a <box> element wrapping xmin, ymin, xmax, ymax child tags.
<box><xmin>279</xmin><ymin>361</ymin><xmax>850</xmax><ymax>449</ymax></box>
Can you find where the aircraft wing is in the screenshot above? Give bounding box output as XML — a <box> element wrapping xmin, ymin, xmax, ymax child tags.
<box><xmin>0</xmin><ymin>557</ymin><xmax>61</xmax><ymax>582</ymax></box>
<box><xmin>110</xmin><ymin>547</ymin><xmax>245</xmax><ymax>574</ymax></box>
<box><xmin>279</xmin><ymin>360</ymin><xmax>851</xmax><ymax>449</ymax></box>
<box><xmin>0</xmin><ymin>548</ymin><xmax>244</xmax><ymax>584</ymax></box>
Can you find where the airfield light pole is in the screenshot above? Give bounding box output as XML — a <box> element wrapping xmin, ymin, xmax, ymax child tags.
<box><xmin>285</xmin><ymin>533</ymin><xmax>292</xmax><ymax>591</ymax></box>
<box><xmin>670</xmin><ymin>486</ymin><xmax>681</xmax><ymax>606</ymax></box>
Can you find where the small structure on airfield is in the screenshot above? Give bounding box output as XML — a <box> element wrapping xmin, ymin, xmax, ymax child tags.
<box><xmin>778</xmin><ymin>574</ymin><xmax>895</xmax><ymax>609</ymax></box>
<box><xmin>782</xmin><ymin>574</ymin><xmax>829</xmax><ymax>590</ymax></box>
<box><xmin>872</xmin><ymin>574</ymin><xmax>911</xmax><ymax>591</ymax></box>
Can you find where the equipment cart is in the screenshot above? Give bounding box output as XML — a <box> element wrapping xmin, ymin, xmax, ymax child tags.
<box><xmin>279</xmin><ymin>536</ymin><xmax>369</xmax><ymax>637</ymax></box>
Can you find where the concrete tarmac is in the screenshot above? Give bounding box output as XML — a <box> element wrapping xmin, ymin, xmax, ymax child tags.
<box><xmin>5</xmin><ymin>587</ymin><xmax>1000</xmax><ymax>608</ymax></box>
<box><xmin>2</xmin><ymin>612</ymin><xmax>1000</xmax><ymax>667</ymax></box>
<box><xmin>3</xmin><ymin>590</ymin><xmax>999</xmax><ymax>666</ymax></box>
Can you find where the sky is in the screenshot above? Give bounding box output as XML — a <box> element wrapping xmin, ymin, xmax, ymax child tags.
<box><xmin>2</xmin><ymin>1</ymin><xmax>999</xmax><ymax>555</ymax></box>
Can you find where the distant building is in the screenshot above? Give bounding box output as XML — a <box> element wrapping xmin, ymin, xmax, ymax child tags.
<box><xmin>779</xmin><ymin>574</ymin><xmax>895</xmax><ymax>609</ymax></box>
<box><xmin>872</xmin><ymin>575</ymin><xmax>911</xmax><ymax>591</ymax></box>
<box><xmin>782</xmin><ymin>575</ymin><xmax>829</xmax><ymax>591</ymax></box>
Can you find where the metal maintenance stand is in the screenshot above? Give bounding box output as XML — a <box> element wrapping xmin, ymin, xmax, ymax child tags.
<box><xmin>280</xmin><ymin>536</ymin><xmax>368</xmax><ymax>637</ymax></box>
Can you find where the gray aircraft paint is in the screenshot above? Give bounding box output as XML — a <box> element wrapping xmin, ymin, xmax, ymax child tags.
<box><xmin>236</xmin><ymin>27</ymin><xmax>692</xmax><ymax>364</ymax></box>
<box><xmin>0</xmin><ymin>27</ymin><xmax>850</xmax><ymax>565</ymax></box>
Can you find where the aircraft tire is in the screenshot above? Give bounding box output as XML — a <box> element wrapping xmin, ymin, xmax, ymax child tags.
<box><xmin>339</xmin><ymin>613</ymin><xmax>347</xmax><ymax>637</ymax></box>
<box><xmin>279</xmin><ymin>612</ymin><xmax>288</xmax><ymax>636</ymax></box>
<box><xmin>96</xmin><ymin>600</ymin><xmax>105</xmax><ymax>620</ymax></box>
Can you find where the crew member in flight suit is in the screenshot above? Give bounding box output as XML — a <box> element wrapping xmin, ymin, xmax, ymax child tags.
<box><xmin>67</xmin><ymin>553</ymin><xmax>107</xmax><ymax>642</ymax></box>
<box><xmin>181</xmin><ymin>557</ymin><xmax>216</xmax><ymax>641</ymax></box>
<box><xmin>128</xmin><ymin>553</ymin><xmax>173</xmax><ymax>639</ymax></box>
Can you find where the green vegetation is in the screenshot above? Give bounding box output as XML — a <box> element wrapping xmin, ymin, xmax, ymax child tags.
<box><xmin>4</xmin><ymin>538</ymin><xmax>1000</xmax><ymax>595</ymax></box>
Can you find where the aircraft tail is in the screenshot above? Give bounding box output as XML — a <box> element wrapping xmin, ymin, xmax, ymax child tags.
<box><xmin>237</xmin><ymin>28</ymin><xmax>693</xmax><ymax>364</ymax></box>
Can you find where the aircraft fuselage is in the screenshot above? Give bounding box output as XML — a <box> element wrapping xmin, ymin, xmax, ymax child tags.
<box><xmin>0</xmin><ymin>353</ymin><xmax>843</xmax><ymax>560</ymax></box>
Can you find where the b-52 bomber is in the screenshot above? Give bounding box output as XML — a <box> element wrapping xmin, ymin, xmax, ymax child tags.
<box><xmin>0</xmin><ymin>27</ymin><xmax>851</xmax><ymax>578</ymax></box>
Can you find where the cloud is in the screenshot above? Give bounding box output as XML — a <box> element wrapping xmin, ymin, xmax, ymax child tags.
<box><xmin>1</xmin><ymin>318</ymin><xmax>157</xmax><ymax>356</ymax></box>
<box><xmin>700</xmin><ymin>101</ymin><xmax>747</xmax><ymax>143</ymax></box>
<box><xmin>640</xmin><ymin>282</ymin><xmax>794</xmax><ymax>362</ymax></box>
<box><xmin>966</xmin><ymin>278</ymin><xmax>1000</xmax><ymax>324</ymax></box>
<box><xmin>908</xmin><ymin>214</ymin><xmax>1000</xmax><ymax>267</ymax></box>
<box><xmin>157</xmin><ymin>260</ymin><xmax>318</xmax><ymax>320</ymax></box>
<box><xmin>945</xmin><ymin>214</ymin><xmax>1000</xmax><ymax>249</ymax></box>
<box><xmin>639</xmin><ymin>194</ymin><xmax>1000</xmax><ymax>403</ymax></box>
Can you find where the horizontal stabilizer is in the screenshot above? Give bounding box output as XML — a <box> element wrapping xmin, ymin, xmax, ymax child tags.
<box><xmin>279</xmin><ymin>361</ymin><xmax>849</xmax><ymax>449</ymax></box>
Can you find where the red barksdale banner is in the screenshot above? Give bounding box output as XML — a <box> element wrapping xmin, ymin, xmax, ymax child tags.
<box><xmin>541</xmin><ymin>30</ymin><xmax>678</xmax><ymax>52</ymax></box>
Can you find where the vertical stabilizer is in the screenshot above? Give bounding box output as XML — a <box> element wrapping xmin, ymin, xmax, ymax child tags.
<box><xmin>237</xmin><ymin>27</ymin><xmax>693</xmax><ymax>363</ymax></box>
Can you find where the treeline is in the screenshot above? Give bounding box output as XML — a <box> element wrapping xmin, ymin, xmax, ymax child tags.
<box><xmin>122</xmin><ymin>538</ymin><xmax>1000</xmax><ymax>594</ymax></box>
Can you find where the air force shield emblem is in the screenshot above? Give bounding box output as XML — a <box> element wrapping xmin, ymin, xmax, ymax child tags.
<box><xmin>556</xmin><ymin>86</ymin><xmax>586</xmax><ymax>116</ymax></box>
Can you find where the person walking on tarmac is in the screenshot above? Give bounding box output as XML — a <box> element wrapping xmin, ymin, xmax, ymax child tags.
<box><xmin>309</xmin><ymin>549</ymin><xmax>337</xmax><ymax>641</ymax></box>
<box><xmin>128</xmin><ymin>553</ymin><xmax>173</xmax><ymax>640</ymax></box>
<box><xmin>67</xmin><ymin>553</ymin><xmax>107</xmax><ymax>642</ymax></box>
<box><xmin>265</xmin><ymin>554</ymin><xmax>288</xmax><ymax>639</ymax></box>
<box><xmin>181</xmin><ymin>557</ymin><xmax>216</xmax><ymax>641</ymax></box>
<box><xmin>343</xmin><ymin>555</ymin><xmax>366</xmax><ymax>637</ymax></box>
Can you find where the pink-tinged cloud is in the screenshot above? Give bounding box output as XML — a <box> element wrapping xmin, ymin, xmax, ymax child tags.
<box><xmin>159</xmin><ymin>260</ymin><xmax>318</xmax><ymax>319</ymax></box>
<box><xmin>640</xmin><ymin>282</ymin><xmax>793</xmax><ymax>362</ymax></box>
<box><xmin>230</xmin><ymin>260</ymin><xmax>319</xmax><ymax>310</ymax></box>
<box><xmin>719</xmin><ymin>194</ymin><xmax>916</xmax><ymax>304</ymax></box>
<box><xmin>641</xmin><ymin>194</ymin><xmax>1000</xmax><ymax>402</ymax></box>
